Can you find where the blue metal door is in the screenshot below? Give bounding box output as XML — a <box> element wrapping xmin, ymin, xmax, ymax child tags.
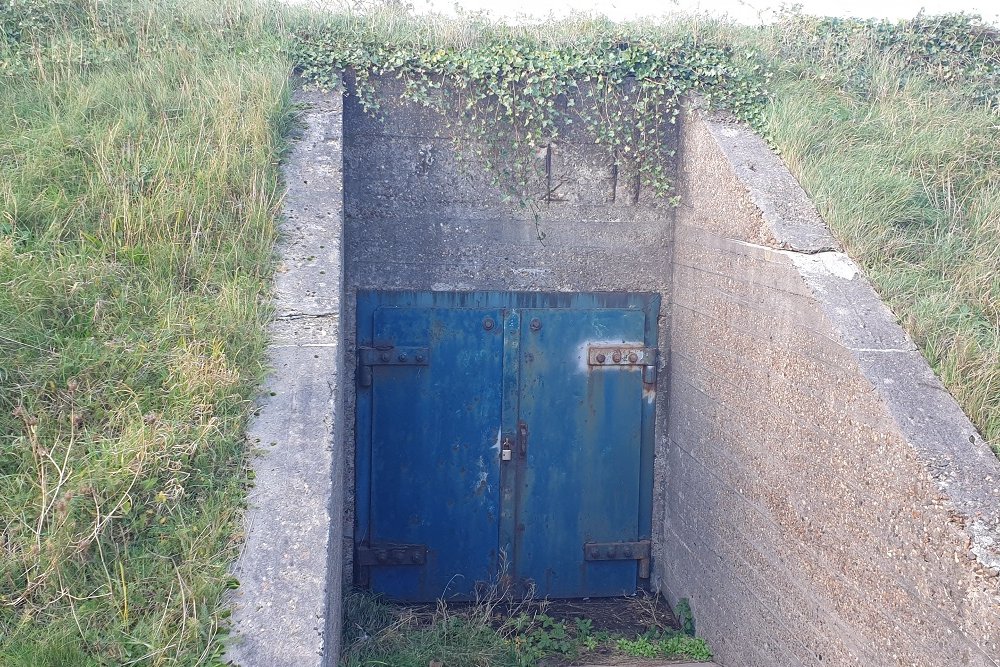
<box><xmin>356</xmin><ymin>292</ymin><xmax>658</xmax><ymax>602</ymax></box>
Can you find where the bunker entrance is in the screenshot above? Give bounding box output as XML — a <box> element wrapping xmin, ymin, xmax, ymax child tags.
<box><xmin>354</xmin><ymin>291</ymin><xmax>659</xmax><ymax>601</ymax></box>
<box><xmin>342</xmin><ymin>80</ymin><xmax>675</xmax><ymax>607</ymax></box>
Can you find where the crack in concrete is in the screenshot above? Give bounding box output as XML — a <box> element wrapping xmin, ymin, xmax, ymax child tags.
<box><xmin>275</xmin><ymin>311</ymin><xmax>339</xmax><ymax>321</ymax></box>
<box><xmin>270</xmin><ymin>343</ymin><xmax>342</xmax><ymax>349</ymax></box>
<box><xmin>778</xmin><ymin>243</ymin><xmax>839</xmax><ymax>255</ymax></box>
<box><xmin>729</xmin><ymin>237</ymin><xmax>838</xmax><ymax>256</ymax></box>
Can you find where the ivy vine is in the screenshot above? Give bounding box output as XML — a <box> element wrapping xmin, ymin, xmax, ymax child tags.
<box><xmin>291</xmin><ymin>25</ymin><xmax>770</xmax><ymax>215</ymax></box>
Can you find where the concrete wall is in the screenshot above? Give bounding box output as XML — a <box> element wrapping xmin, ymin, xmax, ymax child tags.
<box><xmin>227</xmin><ymin>89</ymin><xmax>346</xmax><ymax>667</ymax></box>
<box><xmin>227</xmin><ymin>84</ymin><xmax>1000</xmax><ymax>667</ymax></box>
<box><xmin>341</xmin><ymin>78</ymin><xmax>677</xmax><ymax>580</ymax></box>
<box><xmin>660</xmin><ymin>106</ymin><xmax>1000</xmax><ymax>666</ymax></box>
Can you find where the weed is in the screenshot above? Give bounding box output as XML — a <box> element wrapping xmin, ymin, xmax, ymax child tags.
<box><xmin>615</xmin><ymin>628</ymin><xmax>713</xmax><ymax>661</ymax></box>
<box><xmin>675</xmin><ymin>597</ymin><xmax>696</xmax><ymax>636</ymax></box>
<box><xmin>340</xmin><ymin>590</ymin><xmax>713</xmax><ymax>667</ymax></box>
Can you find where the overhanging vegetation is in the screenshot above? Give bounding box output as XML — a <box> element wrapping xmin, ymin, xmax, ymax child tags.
<box><xmin>0</xmin><ymin>0</ymin><xmax>997</xmax><ymax>664</ymax></box>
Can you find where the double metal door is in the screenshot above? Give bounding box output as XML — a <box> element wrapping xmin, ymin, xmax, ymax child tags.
<box><xmin>355</xmin><ymin>291</ymin><xmax>659</xmax><ymax>601</ymax></box>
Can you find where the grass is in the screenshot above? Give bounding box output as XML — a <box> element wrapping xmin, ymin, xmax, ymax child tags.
<box><xmin>757</xmin><ymin>22</ymin><xmax>1000</xmax><ymax>452</ymax></box>
<box><xmin>0</xmin><ymin>0</ymin><xmax>293</xmax><ymax>663</ymax></box>
<box><xmin>0</xmin><ymin>2</ymin><xmax>997</xmax><ymax>665</ymax></box>
<box><xmin>339</xmin><ymin>590</ymin><xmax>712</xmax><ymax>667</ymax></box>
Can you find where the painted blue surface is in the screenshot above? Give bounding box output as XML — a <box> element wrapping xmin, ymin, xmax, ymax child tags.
<box><xmin>356</xmin><ymin>291</ymin><xmax>659</xmax><ymax>601</ymax></box>
<box><xmin>366</xmin><ymin>305</ymin><xmax>504</xmax><ymax>601</ymax></box>
<box><xmin>515</xmin><ymin>308</ymin><xmax>645</xmax><ymax>597</ymax></box>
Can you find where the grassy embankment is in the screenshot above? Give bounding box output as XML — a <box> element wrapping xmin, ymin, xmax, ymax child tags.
<box><xmin>0</xmin><ymin>2</ymin><xmax>997</xmax><ymax>665</ymax></box>
<box><xmin>759</xmin><ymin>15</ymin><xmax>999</xmax><ymax>451</ymax></box>
<box><xmin>0</xmin><ymin>1</ymin><xmax>292</xmax><ymax>664</ymax></box>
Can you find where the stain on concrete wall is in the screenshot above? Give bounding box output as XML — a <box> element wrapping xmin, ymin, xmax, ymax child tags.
<box><xmin>661</xmin><ymin>105</ymin><xmax>1000</xmax><ymax>666</ymax></box>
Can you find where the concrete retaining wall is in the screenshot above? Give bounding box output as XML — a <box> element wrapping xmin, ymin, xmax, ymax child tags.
<box><xmin>227</xmin><ymin>89</ymin><xmax>346</xmax><ymax>667</ymax></box>
<box><xmin>660</xmin><ymin>106</ymin><xmax>1000</xmax><ymax>666</ymax></box>
<box><xmin>227</xmin><ymin>85</ymin><xmax>1000</xmax><ymax>667</ymax></box>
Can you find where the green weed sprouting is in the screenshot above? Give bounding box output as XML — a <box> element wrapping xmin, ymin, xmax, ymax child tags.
<box><xmin>340</xmin><ymin>590</ymin><xmax>713</xmax><ymax>667</ymax></box>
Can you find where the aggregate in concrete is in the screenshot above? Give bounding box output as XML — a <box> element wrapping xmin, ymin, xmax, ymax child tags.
<box><xmin>661</xmin><ymin>102</ymin><xmax>1000</xmax><ymax>666</ymax></box>
<box><xmin>225</xmin><ymin>81</ymin><xmax>1000</xmax><ymax>667</ymax></box>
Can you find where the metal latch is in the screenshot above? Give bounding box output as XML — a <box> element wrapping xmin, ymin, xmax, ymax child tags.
<box><xmin>356</xmin><ymin>543</ymin><xmax>428</xmax><ymax>566</ymax></box>
<box><xmin>584</xmin><ymin>539</ymin><xmax>652</xmax><ymax>579</ymax></box>
<box><xmin>587</xmin><ymin>345</ymin><xmax>657</xmax><ymax>383</ymax></box>
<box><xmin>357</xmin><ymin>345</ymin><xmax>429</xmax><ymax>387</ymax></box>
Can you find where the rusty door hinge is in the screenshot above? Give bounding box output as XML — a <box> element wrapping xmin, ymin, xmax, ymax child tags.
<box><xmin>357</xmin><ymin>345</ymin><xmax>429</xmax><ymax>387</ymax></box>
<box><xmin>588</xmin><ymin>345</ymin><xmax>657</xmax><ymax>383</ymax></box>
<box><xmin>357</xmin><ymin>543</ymin><xmax>428</xmax><ymax>566</ymax></box>
<box><xmin>584</xmin><ymin>539</ymin><xmax>652</xmax><ymax>579</ymax></box>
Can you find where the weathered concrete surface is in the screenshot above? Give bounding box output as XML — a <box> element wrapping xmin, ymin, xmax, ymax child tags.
<box><xmin>341</xmin><ymin>77</ymin><xmax>676</xmax><ymax>582</ymax></box>
<box><xmin>226</xmin><ymin>89</ymin><xmax>346</xmax><ymax>667</ymax></box>
<box><xmin>659</xmin><ymin>105</ymin><xmax>1000</xmax><ymax>666</ymax></box>
<box><xmin>578</xmin><ymin>662</ymin><xmax>717</xmax><ymax>666</ymax></box>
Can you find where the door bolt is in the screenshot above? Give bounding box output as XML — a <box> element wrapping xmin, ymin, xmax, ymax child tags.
<box><xmin>415</xmin><ymin>353</ymin><xmax>425</xmax><ymax>362</ymax></box>
<box><xmin>612</xmin><ymin>351</ymin><xmax>622</xmax><ymax>363</ymax></box>
<box><xmin>380</xmin><ymin>352</ymin><xmax>391</xmax><ymax>362</ymax></box>
<box><xmin>529</xmin><ymin>318</ymin><xmax>542</xmax><ymax>331</ymax></box>
<box><xmin>397</xmin><ymin>352</ymin><xmax>407</xmax><ymax>362</ymax></box>
<box><xmin>628</xmin><ymin>352</ymin><xmax>639</xmax><ymax>363</ymax></box>
<box><xmin>596</xmin><ymin>353</ymin><xmax>606</xmax><ymax>363</ymax></box>
<box><xmin>483</xmin><ymin>317</ymin><xmax>495</xmax><ymax>331</ymax></box>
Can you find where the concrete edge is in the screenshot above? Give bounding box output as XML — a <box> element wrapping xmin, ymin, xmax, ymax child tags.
<box><xmin>697</xmin><ymin>113</ymin><xmax>840</xmax><ymax>254</ymax></box>
<box><xmin>225</xmin><ymin>87</ymin><xmax>346</xmax><ymax>666</ymax></box>
<box><xmin>695</xmin><ymin>110</ymin><xmax>1000</xmax><ymax>573</ymax></box>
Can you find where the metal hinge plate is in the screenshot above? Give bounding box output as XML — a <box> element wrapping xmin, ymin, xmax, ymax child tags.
<box><xmin>359</xmin><ymin>346</ymin><xmax>429</xmax><ymax>367</ymax></box>
<box><xmin>587</xmin><ymin>345</ymin><xmax>655</xmax><ymax>366</ymax></box>
<box><xmin>587</xmin><ymin>346</ymin><xmax>657</xmax><ymax>383</ymax></box>
<box><xmin>356</xmin><ymin>543</ymin><xmax>428</xmax><ymax>567</ymax></box>
<box><xmin>358</xmin><ymin>345</ymin><xmax>429</xmax><ymax>387</ymax></box>
<box><xmin>584</xmin><ymin>539</ymin><xmax>652</xmax><ymax>579</ymax></box>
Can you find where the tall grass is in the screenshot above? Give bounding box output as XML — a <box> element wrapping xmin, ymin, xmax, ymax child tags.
<box><xmin>0</xmin><ymin>0</ymin><xmax>293</xmax><ymax>663</ymax></box>
<box><xmin>757</xmin><ymin>19</ymin><xmax>1000</xmax><ymax>452</ymax></box>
